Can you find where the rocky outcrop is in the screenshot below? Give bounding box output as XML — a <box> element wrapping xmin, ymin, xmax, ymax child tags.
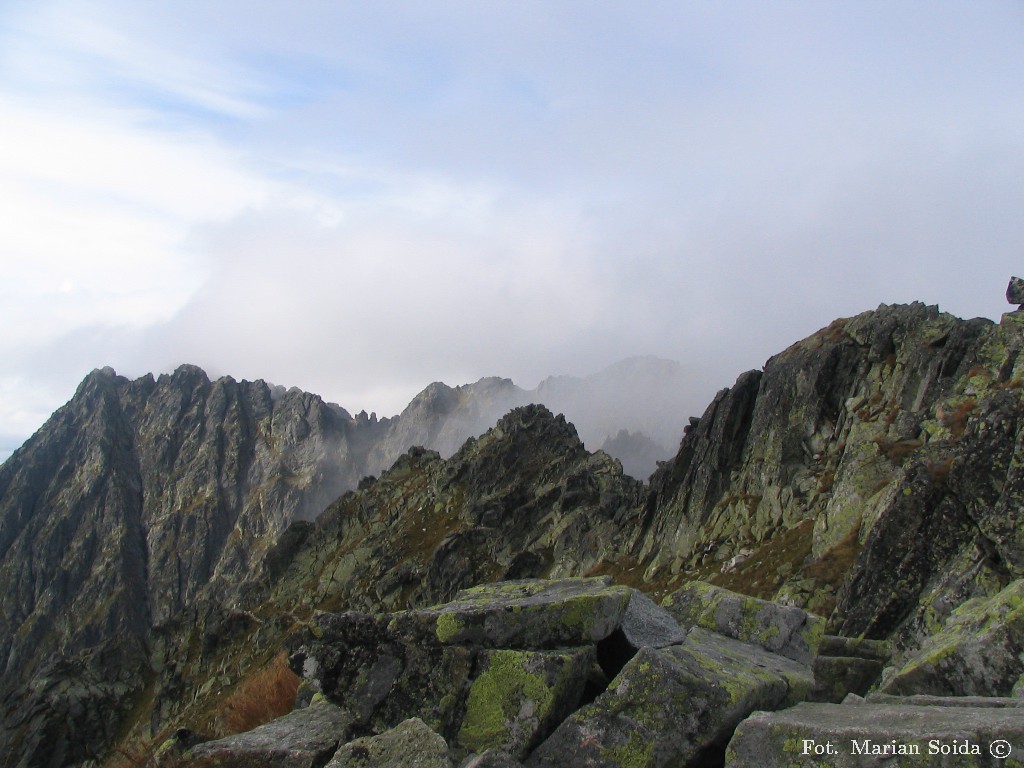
<box><xmin>7</xmin><ymin>293</ymin><xmax>1024</xmax><ymax>765</ymax></box>
<box><xmin>186</xmin><ymin>700</ymin><xmax>354</xmax><ymax>767</ymax></box>
<box><xmin>880</xmin><ymin>579</ymin><xmax>1024</xmax><ymax>697</ymax></box>
<box><xmin>286</xmin><ymin>578</ymin><xmax>678</xmax><ymax>760</ymax></box>
<box><xmin>661</xmin><ymin>581</ymin><xmax>824</xmax><ymax>664</ymax></box>
<box><xmin>189</xmin><ymin>579</ymin><xmax>820</xmax><ymax>768</ymax></box>
<box><xmin>249</xmin><ymin>406</ymin><xmax>643</xmax><ymax>622</ymax></box>
<box><xmin>1008</xmin><ymin>275</ymin><xmax>1024</xmax><ymax>306</ymax></box>
<box><xmin>636</xmin><ymin>303</ymin><xmax>992</xmax><ymax>592</ymax></box>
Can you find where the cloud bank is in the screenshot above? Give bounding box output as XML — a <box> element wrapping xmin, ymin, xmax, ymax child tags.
<box><xmin>3</xmin><ymin>1</ymin><xmax>1024</xmax><ymax>460</ymax></box>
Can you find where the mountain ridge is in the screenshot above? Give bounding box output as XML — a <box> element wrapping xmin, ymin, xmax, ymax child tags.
<box><xmin>3</xmin><ymin>297</ymin><xmax>1024</xmax><ymax>765</ymax></box>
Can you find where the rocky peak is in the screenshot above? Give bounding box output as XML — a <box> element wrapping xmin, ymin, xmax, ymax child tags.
<box><xmin>7</xmin><ymin>290</ymin><xmax>1024</xmax><ymax>766</ymax></box>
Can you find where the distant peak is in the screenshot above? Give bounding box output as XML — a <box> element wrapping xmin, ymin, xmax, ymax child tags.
<box><xmin>494</xmin><ymin>403</ymin><xmax>577</xmax><ymax>441</ymax></box>
<box><xmin>75</xmin><ymin>366</ymin><xmax>123</xmax><ymax>396</ymax></box>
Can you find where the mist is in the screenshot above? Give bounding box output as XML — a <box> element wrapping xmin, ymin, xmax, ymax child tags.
<box><xmin>2</xmin><ymin>2</ymin><xmax>1023</xmax><ymax>463</ymax></box>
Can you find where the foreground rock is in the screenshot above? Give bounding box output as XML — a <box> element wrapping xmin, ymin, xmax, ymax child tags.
<box><xmin>289</xmin><ymin>578</ymin><xmax>685</xmax><ymax>758</ymax></box>
<box><xmin>525</xmin><ymin>627</ymin><xmax>813</xmax><ymax>767</ymax></box>
<box><xmin>662</xmin><ymin>581</ymin><xmax>825</xmax><ymax>664</ymax></box>
<box><xmin>457</xmin><ymin>647</ymin><xmax>594</xmax><ymax>758</ymax></box>
<box><xmin>881</xmin><ymin>579</ymin><xmax>1024</xmax><ymax>697</ymax></box>
<box><xmin>186</xmin><ymin>701</ymin><xmax>354</xmax><ymax>767</ymax></box>
<box><xmin>726</xmin><ymin>700</ymin><xmax>1024</xmax><ymax>766</ymax></box>
<box><xmin>328</xmin><ymin>718</ymin><xmax>451</xmax><ymax>767</ymax></box>
<box><xmin>285</xmin><ymin>577</ymin><xmax>825</xmax><ymax>766</ymax></box>
<box><xmin>174</xmin><ymin>570</ymin><xmax>1024</xmax><ymax>768</ymax></box>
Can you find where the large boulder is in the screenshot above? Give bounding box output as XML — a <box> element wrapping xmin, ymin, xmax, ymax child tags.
<box><xmin>881</xmin><ymin>579</ymin><xmax>1024</xmax><ymax>696</ymax></box>
<box><xmin>525</xmin><ymin>628</ymin><xmax>813</xmax><ymax>768</ymax></box>
<box><xmin>394</xmin><ymin>578</ymin><xmax>636</xmax><ymax>649</ymax></box>
<box><xmin>186</xmin><ymin>700</ymin><xmax>354</xmax><ymax>767</ymax></box>
<box><xmin>458</xmin><ymin>648</ymin><xmax>595</xmax><ymax>759</ymax></box>
<box><xmin>726</xmin><ymin>700</ymin><xmax>1024</xmax><ymax>766</ymax></box>
<box><xmin>328</xmin><ymin>718</ymin><xmax>452</xmax><ymax>768</ymax></box>
<box><xmin>662</xmin><ymin>581</ymin><xmax>825</xmax><ymax>664</ymax></box>
<box><xmin>288</xmin><ymin>578</ymin><xmax>685</xmax><ymax>752</ymax></box>
<box><xmin>289</xmin><ymin>611</ymin><xmax>476</xmax><ymax>737</ymax></box>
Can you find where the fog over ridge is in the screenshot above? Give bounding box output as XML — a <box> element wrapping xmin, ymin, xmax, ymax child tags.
<box><xmin>1</xmin><ymin>2</ymin><xmax>1022</xmax><ymax>463</ymax></box>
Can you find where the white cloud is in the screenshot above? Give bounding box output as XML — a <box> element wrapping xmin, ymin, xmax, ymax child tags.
<box><xmin>3</xmin><ymin>0</ymin><xmax>1024</xmax><ymax>462</ymax></box>
<box><xmin>2</xmin><ymin>1</ymin><xmax>271</xmax><ymax>120</ymax></box>
<box><xmin>0</xmin><ymin>98</ymin><xmax>274</xmax><ymax>351</ymax></box>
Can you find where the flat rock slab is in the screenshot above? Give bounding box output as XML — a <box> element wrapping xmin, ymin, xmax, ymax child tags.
<box><xmin>187</xmin><ymin>701</ymin><xmax>354</xmax><ymax>767</ymax></box>
<box><xmin>864</xmin><ymin>693</ymin><xmax>1024</xmax><ymax>708</ymax></box>
<box><xmin>328</xmin><ymin>717</ymin><xmax>451</xmax><ymax>768</ymax></box>
<box><xmin>726</xmin><ymin>700</ymin><xmax>1024</xmax><ymax>767</ymax></box>
<box><xmin>394</xmin><ymin>578</ymin><xmax>636</xmax><ymax>649</ymax></box>
<box><xmin>526</xmin><ymin>628</ymin><xmax>813</xmax><ymax>768</ymax></box>
<box><xmin>662</xmin><ymin>581</ymin><xmax>825</xmax><ymax>664</ymax></box>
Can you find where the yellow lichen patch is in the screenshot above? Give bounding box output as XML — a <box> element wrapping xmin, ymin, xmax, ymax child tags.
<box><xmin>458</xmin><ymin>649</ymin><xmax>568</xmax><ymax>755</ymax></box>
<box><xmin>601</xmin><ymin>730</ymin><xmax>656</xmax><ymax>768</ymax></box>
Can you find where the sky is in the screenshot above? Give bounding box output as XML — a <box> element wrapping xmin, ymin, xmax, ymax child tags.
<box><xmin>3</xmin><ymin>1</ymin><xmax>1024</xmax><ymax>462</ymax></box>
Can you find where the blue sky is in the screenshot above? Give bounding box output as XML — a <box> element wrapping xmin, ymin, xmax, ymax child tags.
<box><xmin>3</xmin><ymin>1</ymin><xmax>1024</xmax><ymax>461</ymax></box>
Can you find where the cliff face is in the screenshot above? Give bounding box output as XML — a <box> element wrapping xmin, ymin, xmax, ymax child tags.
<box><xmin>0</xmin><ymin>354</ymin><xmax>686</xmax><ymax>695</ymax></box>
<box><xmin>3</xmin><ymin>299</ymin><xmax>1024</xmax><ymax>766</ymax></box>
<box><xmin>621</xmin><ymin>302</ymin><xmax>1024</xmax><ymax>660</ymax></box>
<box><xmin>0</xmin><ymin>365</ymin><xmax>379</xmax><ymax>684</ymax></box>
<box><xmin>634</xmin><ymin>303</ymin><xmax>994</xmax><ymax>594</ymax></box>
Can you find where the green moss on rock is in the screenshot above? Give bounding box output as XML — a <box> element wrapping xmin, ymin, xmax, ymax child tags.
<box><xmin>457</xmin><ymin>647</ymin><xmax>592</xmax><ymax>759</ymax></box>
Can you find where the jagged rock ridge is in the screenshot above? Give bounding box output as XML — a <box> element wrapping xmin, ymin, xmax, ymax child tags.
<box><xmin>4</xmin><ymin>295</ymin><xmax>1024</xmax><ymax>765</ymax></box>
<box><xmin>0</xmin><ymin>355</ymin><xmax>685</xmax><ymax>700</ymax></box>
